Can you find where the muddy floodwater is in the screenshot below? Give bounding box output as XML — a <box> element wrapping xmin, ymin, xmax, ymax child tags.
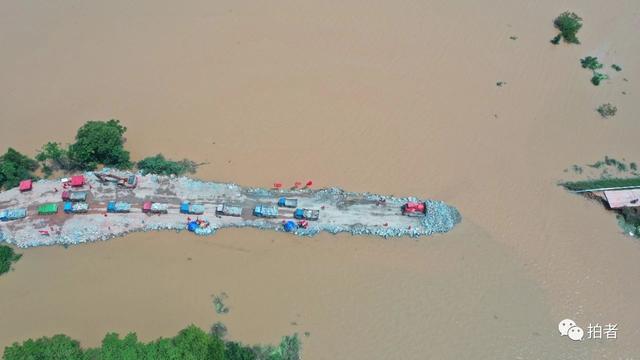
<box><xmin>1</xmin><ymin>0</ymin><xmax>640</xmax><ymax>359</ymax></box>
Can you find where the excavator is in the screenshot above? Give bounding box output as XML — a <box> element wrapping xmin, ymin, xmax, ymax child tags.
<box><xmin>93</xmin><ymin>172</ymin><xmax>137</xmax><ymax>189</ymax></box>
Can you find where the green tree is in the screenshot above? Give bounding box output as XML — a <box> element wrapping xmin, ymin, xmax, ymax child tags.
<box><xmin>0</xmin><ymin>245</ymin><xmax>22</xmax><ymax>276</ymax></box>
<box><xmin>552</xmin><ymin>12</ymin><xmax>583</xmax><ymax>44</ymax></box>
<box><xmin>173</xmin><ymin>325</ymin><xmax>225</xmax><ymax>360</ymax></box>
<box><xmin>36</xmin><ymin>142</ymin><xmax>71</xmax><ymax>171</ymax></box>
<box><xmin>3</xmin><ymin>335</ymin><xmax>84</xmax><ymax>360</ymax></box>
<box><xmin>67</xmin><ymin>119</ymin><xmax>131</xmax><ymax>170</ymax></box>
<box><xmin>0</xmin><ymin>148</ymin><xmax>39</xmax><ymax>190</ymax></box>
<box><xmin>225</xmin><ymin>342</ymin><xmax>256</xmax><ymax>360</ymax></box>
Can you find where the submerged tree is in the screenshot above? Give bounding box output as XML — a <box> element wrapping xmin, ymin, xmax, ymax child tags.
<box><xmin>552</xmin><ymin>12</ymin><xmax>583</xmax><ymax>44</ymax></box>
<box><xmin>596</xmin><ymin>103</ymin><xmax>617</xmax><ymax>118</ymax></box>
<box><xmin>0</xmin><ymin>148</ymin><xmax>39</xmax><ymax>190</ymax></box>
<box><xmin>67</xmin><ymin>119</ymin><xmax>131</xmax><ymax>170</ymax></box>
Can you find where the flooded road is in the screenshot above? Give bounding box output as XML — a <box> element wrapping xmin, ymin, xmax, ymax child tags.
<box><xmin>1</xmin><ymin>0</ymin><xmax>639</xmax><ymax>358</ymax></box>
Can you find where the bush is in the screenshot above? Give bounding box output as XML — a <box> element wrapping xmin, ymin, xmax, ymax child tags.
<box><xmin>553</xmin><ymin>12</ymin><xmax>583</xmax><ymax>44</ymax></box>
<box><xmin>0</xmin><ymin>245</ymin><xmax>22</xmax><ymax>276</ymax></box>
<box><xmin>35</xmin><ymin>142</ymin><xmax>71</xmax><ymax>172</ymax></box>
<box><xmin>137</xmin><ymin>154</ymin><xmax>197</xmax><ymax>176</ymax></box>
<box><xmin>580</xmin><ymin>56</ymin><xmax>603</xmax><ymax>70</ymax></box>
<box><xmin>597</xmin><ymin>103</ymin><xmax>617</xmax><ymax>118</ymax></box>
<box><xmin>0</xmin><ymin>148</ymin><xmax>39</xmax><ymax>190</ymax></box>
<box><xmin>591</xmin><ymin>72</ymin><xmax>608</xmax><ymax>86</ymax></box>
<box><xmin>67</xmin><ymin>119</ymin><xmax>131</xmax><ymax>170</ymax></box>
<box><xmin>611</xmin><ymin>64</ymin><xmax>622</xmax><ymax>72</ymax></box>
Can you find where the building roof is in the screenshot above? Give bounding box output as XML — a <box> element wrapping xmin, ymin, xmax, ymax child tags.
<box><xmin>19</xmin><ymin>179</ymin><xmax>33</xmax><ymax>191</ymax></box>
<box><xmin>70</xmin><ymin>175</ymin><xmax>84</xmax><ymax>186</ymax></box>
<box><xmin>604</xmin><ymin>189</ymin><xmax>640</xmax><ymax>209</ymax></box>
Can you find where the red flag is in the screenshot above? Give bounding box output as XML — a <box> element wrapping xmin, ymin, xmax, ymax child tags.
<box><xmin>306</xmin><ymin>180</ymin><xmax>313</xmax><ymax>187</ymax></box>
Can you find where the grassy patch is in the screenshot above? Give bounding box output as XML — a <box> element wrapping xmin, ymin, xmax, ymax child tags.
<box><xmin>561</xmin><ymin>177</ymin><xmax>640</xmax><ymax>191</ymax></box>
<box><xmin>552</xmin><ymin>12</ymin><xmax>583</xmax><ymax>44</ymax></box>
<box><xmin>596</xmin><ymin>103</ymin><xmax>617</xmax><ymax>118</ymax></box>
<box><xmin>0</xmin><ymin>245</ymin><xmax>22</xmax><ymax>275</ymax></box>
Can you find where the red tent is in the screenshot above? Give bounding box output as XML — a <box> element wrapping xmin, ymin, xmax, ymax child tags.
<box><xmin>19</xmin><ymin>179</ymin><xmax>33</xmax><ymax>192</ymax></box>
<box><xmin>70</xmin><ymin>175</ymin><xmax>84</xmax><ymax>187</ymax></box>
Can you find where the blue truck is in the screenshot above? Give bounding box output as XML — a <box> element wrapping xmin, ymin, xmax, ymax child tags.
<box><xmin>253</xmin><ymin>205</ymin><xmax>279</xmax><ymax>218</ymax></box>
<box><xmin>0</xmin><ymin>208</ymin><xmax>27</xmax><ymax>221</ymax></box>
<box><xmin>180</xmin><ymin>201</ymin><xmax>205</xmax><ymax>215</ymax></box>
<box><xmin>277</xmin><ymin>198</ymin><xmax>298</xmax><ymax>208</ymax></box>
<box><xmin>107</xmin><ymin>201</ymin><xmax>131</xmax><ymax>213</ymax></box>
<box><xmin>64</xmin><ymin>202</ymin><xmax>89</xmax><ymax>214</ymax></box>
<box><xmin>293</xmin><ymin>208</ymin><xmax>320</xmax><ymax>221</ymax></box>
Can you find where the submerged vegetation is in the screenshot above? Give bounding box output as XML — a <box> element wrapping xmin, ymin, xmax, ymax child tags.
<box><xmin>213</xmin><ymin>293</ymin><xmax>230</xmax><ymax>314</ymax></box>
<box><xmin>596</xmin><ymin>103</ymin><xmax>617</xmax><ymax>118</ymax></box>
<box><xmin>551</xmin><ymin>12</ymin><xmax>583</xmax><ymax>44</ymax></box>
<box><xmin>3</xmin><ymin>324</ymin><xmax>301</xmax><ymax>360</ymax></box>
<box><xmin>580</xmin><ymin>56</ymin><xmax>609</xmax><ymax>86</ymax></box>
<box><xmin>580</xmin><ymin>56</ymin><xmax>603</xmax><ymax>71</ymax></box>
<box><xmin>68</xmin><ymin>119</ymin><xmax>131</xmax><ymax>170</ymax></box>
<box><xmin>0</xmin><ymin>245</ymin><xmax>22</xmax><ymax>276</ymax></box>
<box><xmin>611</xmin><ymin>64</ymin><xmax>622</xmax><ymax>72</ymax></box>
<box><xmin>137</xmin><ymin>154</ymin><xmax>197</xmax><ymax>176</ymax></box>
<box><xmin>0</xmin><ymin>148</ymin><xmax>39</xmax><ymax>190</ymax></box>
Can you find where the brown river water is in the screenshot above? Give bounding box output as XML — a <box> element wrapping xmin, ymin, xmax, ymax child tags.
<box><xmin>1</xmin><ymin>1</ymin><xmax>639</xmax><ymax>359</ymax></box>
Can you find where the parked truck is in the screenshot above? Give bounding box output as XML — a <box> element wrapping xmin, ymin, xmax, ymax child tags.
<box><xmin>277</xmin><ymin>197</ymin><xmax>298</xmax><ymax>208</ymax></box>
<box><xmin>253</xmin><ymin>205</ymin><xmax>279</xmax><ymax>218</ymax></box>
<box><xmin>180</xmin><ymin>201</ymin><xmax>205</xmax><ymax>215</ymax></box>
<box><xmin>143</xmin><ymin>202</ymin><xmax>168</xmax><ymax>214</ymax></box>
<box><xmin>107</xmin><ymin>201</ymin><xmax>131</xmax><ymax>213</ymax></box>
<box><xmin>62</xmin><ymin>191</ymin><xmax>88</xmax><ymax>202</ymax></box>
<box><xmin>64</xmin><ymin>202</ymin><xmax>89</xmax><ymax>214</ymax></box>
<box><xmin>215</xmin><ymin>204</ymin><xmax>243</xmax><ymax>217</ymax></box>
<box><xmin>401</xmin><ymin>202</ymin><xmax>427</xmax><ymax>217</ymax></box>
<box><xmin>0</xmin><ymin>208</ymin><xmax>27</xmax><ymax>221</ymax></box>
<box><xmin>293</xmin><ymin>208</ymin><xmax>320</xmax><ymax>221</ymax></box>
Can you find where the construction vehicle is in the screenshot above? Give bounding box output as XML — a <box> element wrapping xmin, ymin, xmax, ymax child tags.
<box><xmin>293</xmin><ymin>208</ymin><xmax>319</xmax><ymax>220</ymax></box>
<box><xmin>215</xmin><ymin>204</ymin><xmax>243</xmax><ymax>217</ymax></box>
<box><xmin>401</xmin><ymin>202</ymin><xmax>427</xmax><ymax>217</ymax></box>
<box><xmin>277</xmin><ymin>198</ymin><xmax>298</xmax><ymax>208</ymax></box>
<box><xmin>64</xmin><ymin>202</ymin><xmax>89</xmax><ymax>214</ymax></box>
<box><xmin>143</xmin><ymin>202</ymin><xmax>168</xmax><ymax>214</ymax></box>
<box><xmin>180</xmin><ymin>201</ymin><xmax>205</xmax><ymax>215</ymax></box>
<box><xmin>107</xmin><ymin>201</ymin><xmax>131</xmax><ymax>213</ymax></box>
<box><xmin>253</xmin><ymin>205</ymin><xmax>279</xmax><ymax>218</ymax></box>
<box><xmin>62</xmin><ymin>191</ymin><xmax>88</xmax><ymax>202</ymax></box>
<box><xmin>93</xmin><ymin>172</ymin><xmax>137</xmax><ymax>189</ymax></box>
<box><xmin>0</xmin><ymin>208</ymin><xmax>27</xmax><ymax>221</ymax></box>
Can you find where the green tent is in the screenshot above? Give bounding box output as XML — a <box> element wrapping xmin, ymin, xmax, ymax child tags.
<box><xmin>38</xmin><ymin>203</ymin><xmax>58</xmax><ymax>215</ymax></box>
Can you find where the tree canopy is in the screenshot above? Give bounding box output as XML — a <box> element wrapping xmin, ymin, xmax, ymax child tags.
<box><xmin>68</xmin><ymin>119</ymin><xmax>131</xmax><ymax>170</ymax></box>
<box><xmin>552</xmin><ymin>12</ymin><xmax>583</xmax><ymax>44</ymax></box>
<box><xmin>3</xmin><ymin>325</ymin><xmax>300</xmax><ymax>360</ymax></box>
<box><xmin>0</xmin><ymin>148</ymin><xmax>39</xmax><ymax>190</ymax></box>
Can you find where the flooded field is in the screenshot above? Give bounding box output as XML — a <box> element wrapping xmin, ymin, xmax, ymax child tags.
<box><xmin>1</xmin><ymin>0</ymin><xmax>639</xmax><ymax>358</ymax></box>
